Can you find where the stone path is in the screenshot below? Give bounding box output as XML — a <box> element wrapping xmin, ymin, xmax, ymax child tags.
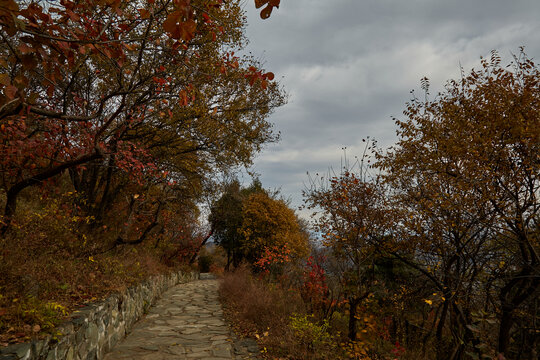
<box><xmin>103</xmin><ymin>274</ymin><xmax>259</xmax><ymax>360</ymax></box>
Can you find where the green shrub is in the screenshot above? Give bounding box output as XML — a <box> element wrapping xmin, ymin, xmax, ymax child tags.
<box><xmin>289</xmin><ymin>313</ymin><xmax>334</xmax><ymax>352</ymax></box>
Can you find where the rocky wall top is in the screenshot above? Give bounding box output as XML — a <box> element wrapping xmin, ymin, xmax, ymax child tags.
<box><xmin>0</xmin><ymin>271</ymin><xmax>198</xmax><ymax>360</ymax></box>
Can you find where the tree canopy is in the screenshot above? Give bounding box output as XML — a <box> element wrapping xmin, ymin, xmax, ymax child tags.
<box><xmin>0</xmin><ymin>0</ymin><xmax>285</xmax><ymax>235</ymax></box>
<box><xmin>210</xmin><ymin>179</ymin><xmax>309</xmax><ymax>268</ymax></box>
<box><xmin>376</xmin><ymin>50</ymin><xmax>539</xmax><ymax>358</ymax></box>
<box><xmin>303</xmin><ymin>50</ymin><xmax>539</xmax><ymax>359</ymax></box>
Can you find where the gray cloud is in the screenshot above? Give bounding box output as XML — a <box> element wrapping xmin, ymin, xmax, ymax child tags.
<box><xmin>240</xmin><ymin>0</ymin><xmax>540</xmax><ymax>216</ymax></box>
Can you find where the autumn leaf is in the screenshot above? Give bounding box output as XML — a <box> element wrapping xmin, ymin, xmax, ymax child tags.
<box><xmin>18</xmin><ymin>43</ymin><xmax>33</xmax><ymax>54</ymax></box>
<box><xmin>1</xmin><ymin>0</ymin><xmax>19</xmax><ymax>11</ymax></box>
<box><xmin>260</xmin><ymin>5</ymin><xmax>272</xmax><ymax>19</ymax></box>
<box><xmin>0</xmin><ymin>0</ymin><xmax>284</xmax><ymax>245</ymax></box>
<box><xmin>254</xmin><ymin>0</ymin><xmax>268</xmax><ymax>9</ymax></box>
<box><xmin>138</xmin><ymin>8</ymin><xmax>151</xmax><ymax>19</ymax></box>
<box><xmin>163</xmin><ymin>13</ymin><xmax>180</xmax><ymax>34</ymax></box>
<box><xmin>3</xmin><ymin>85</ymin><xmax>17</xmax><ymax>99</ymax></box>
<box><xmin>65</xmin><ymin>9</ymin><xmax>80</xmax><ymax>22</ymax></box>
<box><xmin>0</xmin><ymin>73</ymin><xmax>10</xmax><ymax>86</ymax></box>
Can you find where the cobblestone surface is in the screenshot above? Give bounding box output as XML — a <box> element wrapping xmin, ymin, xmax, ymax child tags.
<box><xmin>103</xmin><ymin>274</ymin><xmax>259</xmax><ymax>360</ymax></box>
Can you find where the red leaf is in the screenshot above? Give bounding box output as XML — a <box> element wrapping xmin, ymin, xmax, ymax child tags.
<box><xmin>3</xmin><ymin>85</ymin><xmax>17</xmax><ymax>99</ymax></box>
<box><xmin>138</xmin><ymin>8</ymin><xmax>150</xmax><ymax>19</ymax></box>
<box><xmin>0</xmin><ymin>73</ymin><xmax>10</xmax><ymax>86</ymax></box>
<box><xmin>254</xmin><ymin>0</ymin><xmax>268</xmax><ymax>9</ymax></box>
<box><xmin>180</xmin><ymin>19</ymin><xmax>197</xmax><ymax>41</ymax></box>
<box><xmin>163</xmin><ymin>14</ymin><xmax>178</xmax><ymax>34</ymax></box>
<box><xmin>18</xmin><ymin>43</ymin><xmax>33</xmax><ymax>54</ymax></box>
<box><xmin>65</xmin><ymin>9</ymin><xmax>80</xmax><ymax>22</ymax></box>
<box><xmin>260</xmin><ymin>5</ymin><xmax>272</xmax><ymax>19</ymax></box>
<box><xmin>21</xmin><ymin>54</ymin><xmax>37</xmax><ymax>69</ymax></box>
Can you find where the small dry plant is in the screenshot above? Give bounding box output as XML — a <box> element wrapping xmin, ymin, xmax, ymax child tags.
<box><xmin>219</xmin><ymin>266</ymin><xmax>342</xmax><ymax>359</ymax></box>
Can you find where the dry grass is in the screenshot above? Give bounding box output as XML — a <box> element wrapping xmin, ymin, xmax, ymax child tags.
<box><xmin>0</xmin><ymin>243</ymin><xmax>175</xmax><ymax>345</ymax></box>
<box><xmin>0</xmin><ymin>196</ymin><xmax>190</xmax><ymax>346</ymax></box>
<box><xmin>218</xmin><ymin>266</ymin><xmax>343</xmax><ymax>359</ymax></box>
<box><xmin>219</xmin><ymin>266</ymin><xmax>302</xmax><ymax>333</ymax></box>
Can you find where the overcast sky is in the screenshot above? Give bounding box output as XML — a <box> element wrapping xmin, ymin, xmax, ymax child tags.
<box><xmin>239</xmin><ymin>0</ymin><xmax>540</xmax><ymax>217</ymax></box>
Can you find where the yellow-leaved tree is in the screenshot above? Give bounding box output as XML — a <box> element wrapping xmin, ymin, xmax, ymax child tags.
<box><xmin>210</xmin><ymin>179</ymin><xmax>309</xmax><ymax>269</ymax></box>
<box><xmin>377</xmin><ymin>49</ymin><xmax>539</xmax><ymax>359</ymax></box>
<box><xmin>240</xmin><ymin>191</ymin><xmax>309</xmax><ymax>263</ymax></box>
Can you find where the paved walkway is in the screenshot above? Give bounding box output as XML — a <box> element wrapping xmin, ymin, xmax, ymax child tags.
<box><xmin>104</xmin><ymin>274</ymin><xmax>259</xmax><ymax>360</ymax></box>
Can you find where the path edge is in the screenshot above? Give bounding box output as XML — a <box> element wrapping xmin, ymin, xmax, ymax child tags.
<box><xmin>0</xmin><ymin>270</ymin><xmax>199</xmax><ymax>360</ymax></box>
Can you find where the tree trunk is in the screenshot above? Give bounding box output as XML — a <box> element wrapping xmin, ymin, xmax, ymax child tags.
<box><xmin>436</xmin><ymin>299</ymin><xmax>449</xmax><ymax>353</ymax></box>
<box><xmin>348</xmin><ymin>297</ymin><xmax>360</xmax><ymax>340</ymax></box>
<box><xmin>1</xmin><ymin>151</ymin><xmax>102</xmax><ymax>234</ymax></box>
<box><xmin>225</xmin><ymin>249</ymin><xmax>231</xmax><ymax>271</ymax></box>
<box><xmin>497</xmin><ymin>307</ymin><xmax>513</xmax><ymax>356</ymax></box>
<box><xmin>189</xmin><ymin>229</ymin><xmax>214</xmax><ymax>265</ymax></box>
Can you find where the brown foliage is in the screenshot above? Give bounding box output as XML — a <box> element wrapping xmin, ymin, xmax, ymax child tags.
<box><xmin>219</xmin><ymin>266</ymin><xmax>303</xmax><ymax>336</ymax></box>
<box><xmin>376</xmin><ymin>49</ymin><xmax>540</xmax><ymax>359</ymax></box>
<box><xmin>218</xmin><ymin>266</ymin><xmax>318</xmax><ymax>359</ymax></box>
<box><xmin>0</xmin><ymin>185</ymin><xmax>194</xmax><ymax>345</ymax></box>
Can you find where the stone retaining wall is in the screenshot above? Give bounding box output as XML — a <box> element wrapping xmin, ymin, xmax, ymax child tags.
<box><xmin>0</xmin><ymin>271</ymin><xmax>198</xmax><ymax>360</ymax></box>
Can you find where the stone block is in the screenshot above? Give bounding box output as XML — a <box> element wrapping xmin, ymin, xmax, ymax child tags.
<box><xmin>0</xmin><ymin>343</ymin><xmax>31</xmax><ymax>359</ymax></box>
<box><xmin>45</xmin><ymin>348</ymin><xmax>56</xmax><ymax>360</ymax></box>
<box><xmin>85</xmin><ymin>323</ymin><xmax>98</xmax><ymax>347</ymax></box>
<box><xmin>84</xmin><ymin>348</ymin><xmax>96</xmax><ymax>360</ymax></box>
<box><xmin>0</xmin><ymin>271</ymin><xmax>196</xmax><ymax>360</ymax></box>
<box><xmin>0</xmin><ymin>355</ymin><xmax>18</xmax><ymax>360</ymax></box>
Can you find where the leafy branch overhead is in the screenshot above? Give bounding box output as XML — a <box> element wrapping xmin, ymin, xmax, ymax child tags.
<box><xmin>254</xmin><ymin>0</ymin><xmax>281</xmax><ymax>19</ymax></box>
<box><xmin>0</xmin><ymin>0</ymin><xmax>287</xmax><ymax>347</ymax></box>
<box><xmin>0</xmin><ymin>0</ymin><xmax>285</xmax><ymax>342</ymax></box>
<box><xmin>0</xmin><ymin>0</ymin><xmax>285</xmax><ymax>233</ymax></box>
